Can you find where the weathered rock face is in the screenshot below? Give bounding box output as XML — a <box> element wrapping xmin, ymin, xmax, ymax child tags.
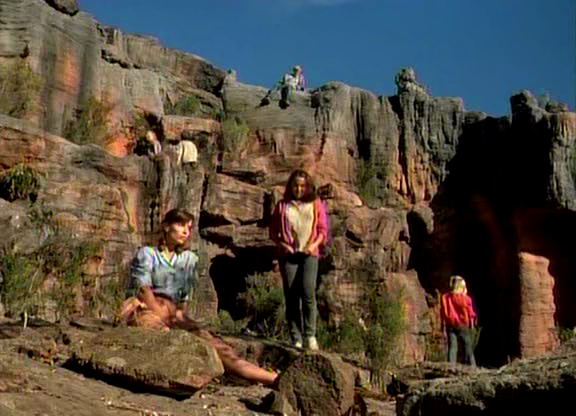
<box><xmin>396</xmin><ymin>352</ymin><xmax>576</xmax><ymax>416</ymax></box>
<box><xmin>0</xmin><ymin>0</ymin><xmax>575</xmax><ymax>369</ymax></box>
<box><xmin>0</xmin><ymin>114</ymin><xmax>219</xmax><ymax>320</ymax></box>
<box><xmin>409</xmin><ymin>94</ymin><xmax>576</xmax><ymax>365</ymax></box>
<box><xmin>0</xmin><ymin>0</ymin><xmax>225</xmax><ymax>137</ymax></box>
<box><xmin>44</xmin><ymin>0</ymin><xmax>78</xmax><ymax>16</ymax></box>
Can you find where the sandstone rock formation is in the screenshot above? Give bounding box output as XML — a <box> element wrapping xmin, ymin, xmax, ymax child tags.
<box><xmin>275</xmin><ymin>352</ymin><xmax>356</xmax><ymax>416</ymax></box>
<box><xmin>66</xmin><ymin>327</ymin><xmax>225</xmax><ymax>395</ymax></box>
<box><xmin>0</xmin><ymin>0</ymin><xmax>575</xmax><ymax>370</ymax></box>
<box><xmin>396</xmin><ymin>352</ymin><xmax>576</xmax><ymax>416</ymax></box>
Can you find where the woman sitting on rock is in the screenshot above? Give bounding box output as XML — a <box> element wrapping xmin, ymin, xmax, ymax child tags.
<box><xmin>269</xmin><ymin>169</ymin><xmax>328</xmax><ymax>350</ymax></box>
<box><xmin>440</xmin><ymin>275</ymin><xmax>478</xmax><ymax>366</ymax></box>
<box><xmin>119</xmin><ymin>208</ymin><xmax>278</xmax><ymax>385</ymax></box>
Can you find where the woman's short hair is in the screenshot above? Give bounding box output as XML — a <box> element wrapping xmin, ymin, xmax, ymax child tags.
<box><xmin>159</xmin><ymin>208</ymin><xmax>193</xmax><ymax>252</ymax></box>
<box><xmin>450</xmin><ymin>275</ymin><xmax>467</xmax><ymax>294</ymax></box>
<box><xmin>162</xmin><ymin>208</ymin><xmax>193</xmax><ymax>227</ymax></box>
<box><xmin>283</xmin><ymin>169</ymin><xmax>317</xmax><ymax>202</ymax></box>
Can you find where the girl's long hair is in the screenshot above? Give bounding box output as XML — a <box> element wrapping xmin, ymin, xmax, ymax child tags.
<box><xmin>157</xmin><ymin>208</ymin><xmax>193</xmax><ymax>253</ymax></box>
<box><xmin>283</xmin><ymin>169</ymin><xmax>317</xmax><ymax>202</ymax></box>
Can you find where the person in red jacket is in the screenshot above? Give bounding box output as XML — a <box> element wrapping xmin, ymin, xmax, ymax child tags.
<box><xmin>441</xmin><ymin>275</ymin><xmax>477</xmax><ymax>365</ymax></box>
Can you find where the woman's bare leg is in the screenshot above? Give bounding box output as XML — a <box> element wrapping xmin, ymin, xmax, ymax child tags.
<box><xmin>199</xmin><ymin>330</ymin><xmax>278</xmax><ymax>385</ymax></box>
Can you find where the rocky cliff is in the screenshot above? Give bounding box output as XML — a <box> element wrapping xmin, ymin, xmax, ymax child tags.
<box><xmin>0</xmin><ymin>0</ymin><xmax>575</xmax><ymax>367</ymax></box>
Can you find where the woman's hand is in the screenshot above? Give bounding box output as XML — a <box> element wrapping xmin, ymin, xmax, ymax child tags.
<box><xmin>277</xmin><ymin>241</ymin><xmax>295</xmax><ymax>255</ymax></box>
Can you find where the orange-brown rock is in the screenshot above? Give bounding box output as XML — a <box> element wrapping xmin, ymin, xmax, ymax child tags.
<box><xmin>518</xmin><ymin>252</ymin><xmax>558</xmax><ymax>356</ymax></box>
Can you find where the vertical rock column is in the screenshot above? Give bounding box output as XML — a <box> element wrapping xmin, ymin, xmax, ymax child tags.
<box><xmin>518</xmin><ymin>252</ymin><xmax>558</xmax><ymax>356</ymax></box>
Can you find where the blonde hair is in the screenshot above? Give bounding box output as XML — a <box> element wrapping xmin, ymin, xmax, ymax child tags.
<box><xmin>146</xmin><ymin>130</ymin><xmax>157</xmax><ymax>143</ymax></box>
<box><xmin>450</xmin><ymin>275</ymin><xmax>467</xmax><ymax>295</ymax></box>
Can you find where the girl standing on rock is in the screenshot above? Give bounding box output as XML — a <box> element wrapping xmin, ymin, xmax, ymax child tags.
<box><xmin>270</xmin><ymin>169</ymin><xmax>328</xmax><ymax>350</ymax></box>
<box><xmin>441</xmin><ymin>275</ymin><xmax>478</xmax><ymax>366</ymax></box>
<box><xmin>119</xmin><ymin>208</ymin><xmax>278</xmax><ymax>385</ymax></box>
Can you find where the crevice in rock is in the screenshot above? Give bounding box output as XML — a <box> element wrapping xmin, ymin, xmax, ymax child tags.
<box><xmin>218</xmin><ymin>169</ymin><xmax>266</xmax><ymax>185</ymax></box>
<box><xmin>198</xmin><ymin>211</ymin><xmax>232</xmax><ymax>230</ymax></box>
<box><xmin>100</xmin><ymin>49</ymin><xmax>131</xmax><ymax>69</ymax></box>
<box><xmin>62</xmin><ymin>358</ymin><xmax>195</xmax><ymax>399</ymax></box>
<box><xmin>209</xmin><ymin>247</ymin><xmax>277</xmax><ymax>318</ymax></box>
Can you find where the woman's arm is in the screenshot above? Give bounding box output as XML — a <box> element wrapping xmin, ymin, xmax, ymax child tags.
<box><xmin>269</xmin><ymin>202</ymin><xmax>294</xmax><ymax>254</ymax></box>
<box><xmin>305</xmin><ymin>199</ymin><xmax>328</xmax><ymax>255</ymax></box>
<box><xmin>466</xmin><ymin>296</ymin><xmax>477</xmax><ymax>327</ymax></box>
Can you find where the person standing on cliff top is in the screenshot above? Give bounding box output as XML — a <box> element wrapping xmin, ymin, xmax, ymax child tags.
<box><xmin>269</xmin><ymin>170</ymin><xmax>328</xmax><ymax>350</ymax></box>
<box><xmin>261</xmin><ymin>65</ymin><xmax>306</xmax><ymax>108</ymax></box>
<box><xmin>440</xmin><ymin>275</ymin><xmax>478</xmax><ymax>366</ymax></box>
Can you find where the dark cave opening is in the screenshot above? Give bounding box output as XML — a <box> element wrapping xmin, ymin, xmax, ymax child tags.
<box><xmin>208</xmin><ymin>246</ymin><xmax>278</xmax><ymax>319</ymax></box>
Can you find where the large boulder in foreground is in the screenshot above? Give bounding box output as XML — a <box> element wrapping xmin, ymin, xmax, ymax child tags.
<box><xmin>396</xmin><ymin>352</ymin><xmax>576</xmax><ymax>416</ymax></box>
<box><xmin>275</xmin><ymin>352</ymin><xmax>356</xmax><ymax>416</ymax></box>
<box><xmin>65</xmin><ymin>327</ymin><xmax>224</xmax><ymax>396</ymax></box>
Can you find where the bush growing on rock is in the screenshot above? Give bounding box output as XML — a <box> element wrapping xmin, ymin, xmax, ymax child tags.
<box><xmin>63</xmin><ymin>96</ymin><xmax>112</xmax><ymax>145</ymax></box>
<box><xmin>365</xmin><ymin>288</ymin><xmax>406</xmax><ymax>387</ymax></box>
<box><xmin>356</xmin><ymin>158</ymin><xmax>400</xmax><ymax>208</ymax></box>
<box><xmin>237</xmin><ymin>273</ymin><xmax>287</xmax><ymax>340</ymax></box>
<box><xmin>0</xmin><ymin>206</ymin><xmax>102</xmax><ymax>325</ymax></box>
<box><xmin>317</xmin><ymin>286</ymin><xmax>406</xmax><ymax>387</ymax></box>
<box><xmin>317</xmin><ymin>311</ymin><xmax>366</xmax><ymax>357</ymax></box>
<box><xmin>221</xmin><ymin>115</ymin><xmax>250</xmax><ymax>153</ymax></box>
<box><xmin>164</xmin><ymin>94</ymin><xmax>200</xmax><ymax>116</ymax></box>
<box><xmin>0</xmin><ymin>59</ymin><xmax>43</xmax><ymax>118</ymax></box>
<box><xmin>0</xmin><ymin>164</ymin><xmax>41</xmax><ymax>202</ymax></box>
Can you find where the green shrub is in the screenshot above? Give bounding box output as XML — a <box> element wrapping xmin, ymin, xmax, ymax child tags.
<box><xmin>164</xmin><ymin>95</ymin><xmax>200</xmax><ymax>116</ymax></box>
<box><xmin>317</xmin><ymin>286</ymin><xmax>406</xmax><ymax>387</ymax></box>
<box><xmin>88</xmin><ymin>275</ymin><xmax>127</xmax><ymax>320</ymax></box>
<box><xmin>558</xmin><ymin>327</ymin><xmax>576</xmax><ymax>344</ymax></box>
<box><xmin>63</xmin><ymin>96</ymin><xmax>112</xmax><ymax>145</ymax></box>
<box><xmin>0</xmin><ymin>164</ymin><xmax>41</xmax><ymax>202</ymax></box>
<box><xmin>317</xmin><ymin>312</ymin><xmax>366</xmax><ymax>356</ymax></box>
<box><xmin>215</xmin><ymin>310</ymin><xmax>245</xmax><ymax>334</ymax></box>
<box><xmin>0</xmin><ymin>251</ymin><xmax>44</xmax><ymax>325</ymax></box>
<box><xmin>0</xmin><ymin>206</ymin><xmax>102</xmax><ymax>325</ymax></box>
<box><xmin>0</xmin><ymin>59</ymin><xmax>43</xmax><ymax>118</ymax></box>
<box><xmin>221</xmin><ymin>116</ymin><xmax>249</xmax><ymax>153</ymax></box>
<box><xmin>238</xmin><ymin>273</ymin><xmax>287</xmax><ymax>340</ymax></box>
<box><xmin>365</xmin><ymin>288</ymin><xmax>406</xmax><ymax>387</ymax></box>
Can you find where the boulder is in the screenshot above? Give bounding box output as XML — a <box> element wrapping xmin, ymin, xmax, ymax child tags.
<box><xmin>65</xmin><ymin>327</ymin><xmax>224</xmax><ymax>396</ymax></box>
<box><xmin>396</xmin><ymin>353</ymin><xmax>576</xmax><ymax>416</ymax></box>
<box><xmin>276</xmin><ymin>352</ymin><xmax>356</xmax><ymax>416</ymax></box>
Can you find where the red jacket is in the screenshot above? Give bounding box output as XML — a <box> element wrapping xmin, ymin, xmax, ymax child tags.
<box><xmin>441</xmin><ymin>292</ymin><xmax>477</xmax><ymax>328</ymax></box>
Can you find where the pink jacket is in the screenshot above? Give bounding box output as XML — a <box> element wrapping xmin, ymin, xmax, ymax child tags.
<box><xmin>269</xmin><ymin>198</ymin><xmax>328</xmax><ymax>257</ymax></box>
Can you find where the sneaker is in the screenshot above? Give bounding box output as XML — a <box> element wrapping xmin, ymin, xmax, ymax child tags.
<box><xmin>294</xmin><ymin>340</ymin><xmax>303</xmax><ymax>348</ymax></box>
<box><xmin>306</xmin><ymin>336</ymin><xmax>319</xmax><ymax>351</ymax></box>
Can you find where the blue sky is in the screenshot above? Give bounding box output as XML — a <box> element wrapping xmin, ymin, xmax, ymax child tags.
<box><xmin>80</xmin><ymin>0</ymin><xmax>574</xmax><ymax>116</ymax></box>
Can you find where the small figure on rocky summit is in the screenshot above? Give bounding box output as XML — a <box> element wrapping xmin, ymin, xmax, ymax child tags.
<box><xmin>269</xmin><ymin>169</ymin><xmax>329</xmax><ymax>350</ymax></box>
<box><xmin>119</xmin><ymin>208</ymin><xmax>278</xmax><ymax>385</ymax></box>
<box><xmin>440</xmin><ymin>275</ymin><xmax>478</xmax><ymax>366</ymax></box>
<box><xmin>261</xmin><ymin>65</ymin><xmax>306</xmax><ymax>109</ymax></box>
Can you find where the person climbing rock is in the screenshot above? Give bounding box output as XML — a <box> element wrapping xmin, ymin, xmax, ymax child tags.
<box><xmin>269</xmin><ymin>169</ymin><xmax>328</xmax><ymax>350</ymax></box>
<box><xmin>146</xmin><ymin>130</ymin><xmax>162</xmax><ymax>156</ymax></box>
<box><xmin>119</xmin><ymin>208</ymin><xmax>278</xmax><ymax>386</ymax></box>
<box><xmin>261</xmin><ymin>65</ymin><xmax>306</xmax><ymax>108</ymax></box>
<box><xmin>440</xmin><ymin>275</ymin><xmax>478</xmax><ymax>366</ymax></box>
